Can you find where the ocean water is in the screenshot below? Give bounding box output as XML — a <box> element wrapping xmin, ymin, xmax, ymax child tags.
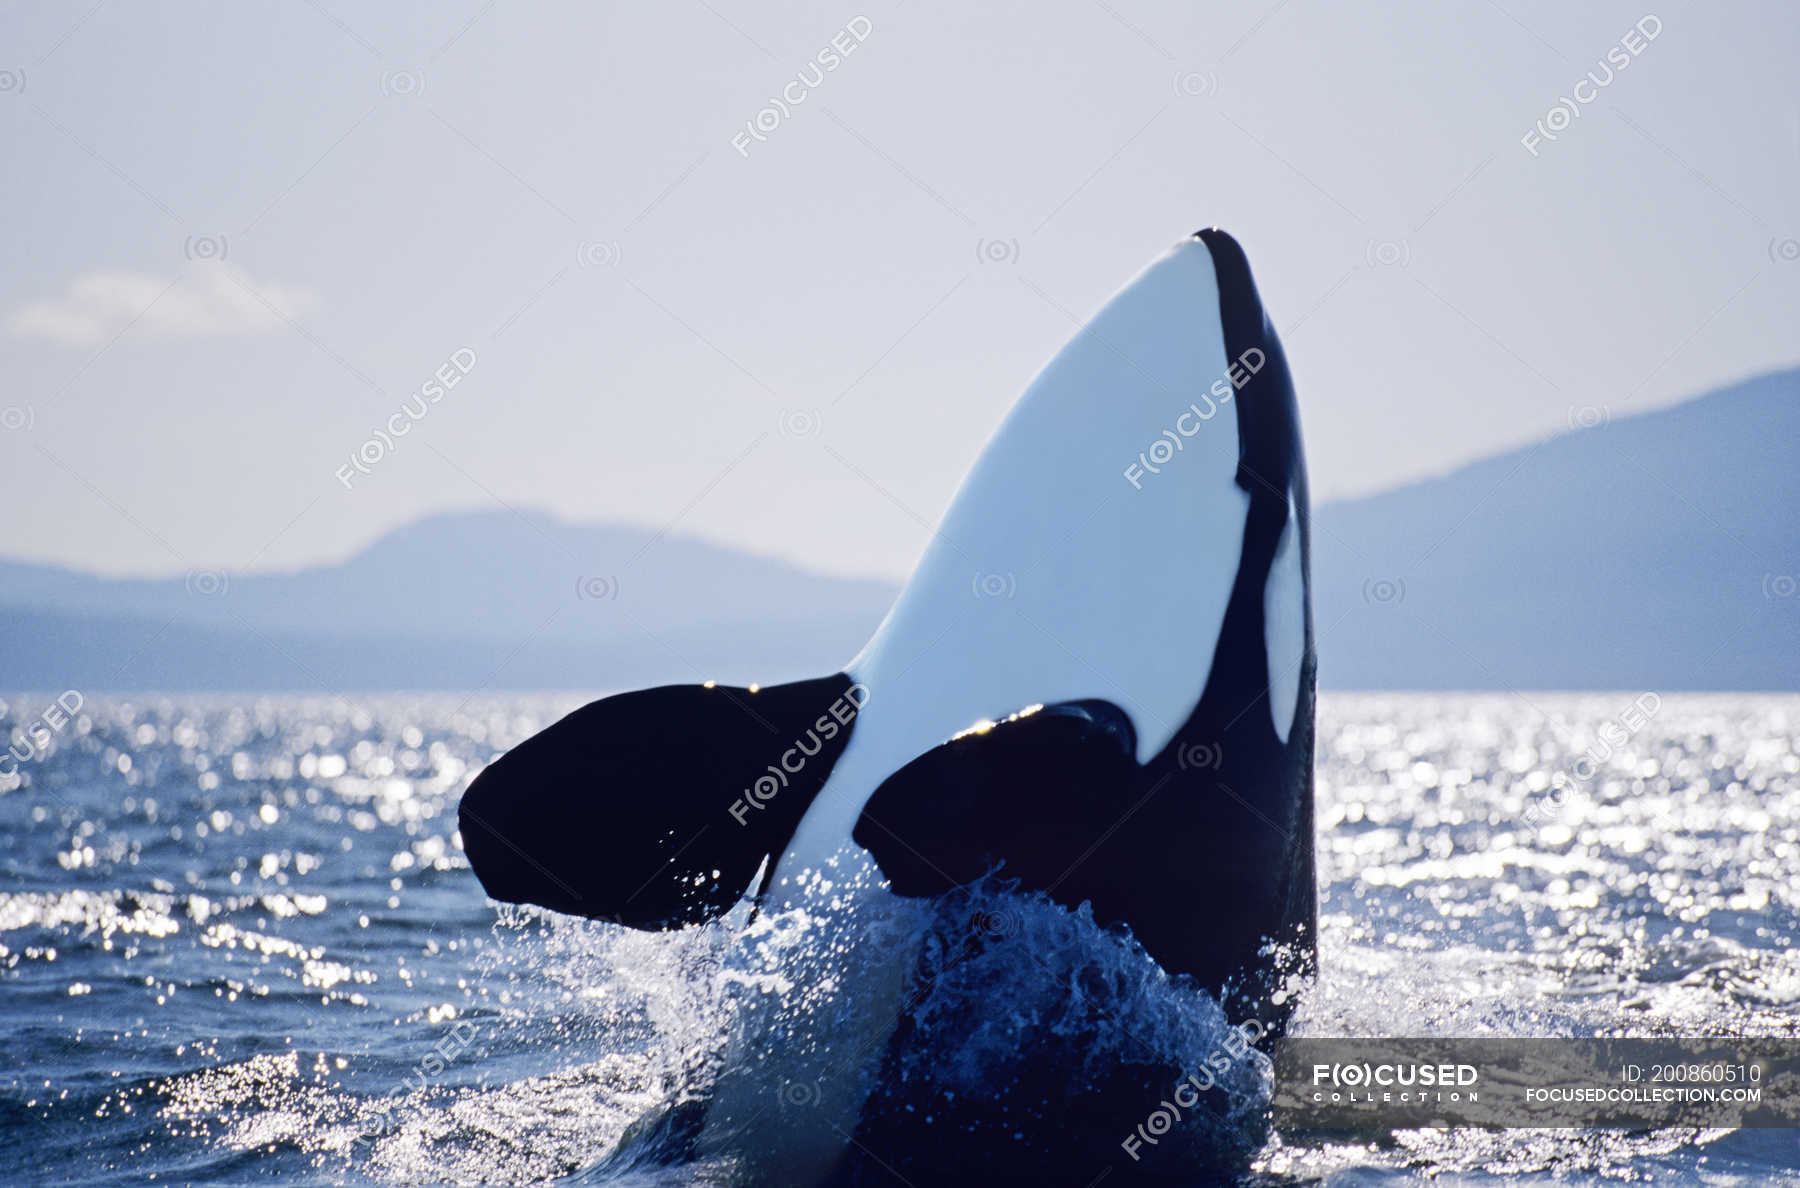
<box><xmin>1</xmin><ymin>692</ymin><xmax>1796</xmax><ymax>1185</ymax></box>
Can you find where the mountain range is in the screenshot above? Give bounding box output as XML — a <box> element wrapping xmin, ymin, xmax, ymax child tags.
<box><xmin>3</xmin><ymin>369</ymin><xmax>1795</xmax><ymax>692</ymax></box>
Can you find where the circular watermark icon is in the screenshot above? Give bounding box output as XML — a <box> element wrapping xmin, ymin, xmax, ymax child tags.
<box><xmin>973</xmin><ymin>902</ymin><xmax>1023</xmax><ymax>939</ymax></box>
<box><xmin>183</xmin><ymin>234</ymin><xmax>228</xmax><ymax>262</ymax></box>
<box><xmin>1362</xmin><ymin>577</ymin><xmax>1405</xmax><ymax>606</ymax></box>
<box><xmin>971</xmin><ymin>571</ymin><xmax>1016</xmax><ymax>600</ymax></box>
<box><xmin>576</xmin><ymin>575</ymin><xmax>620</xmax><ymax>601</ymax></box>
<box><xmin>975</xmin><ymin>238</ymin><xmax>1020</xmax><ymax>265</ymax></box>
<box><xmin>1365</xmin><ymin>239</ymin><xmax>1410</xmax><ymax>268</ymax></box>
<box><xmin>380</xmin><ymin>69</ymin><xmax>424</xmax><ymax>97</ymax></box>
<box><xmin>1177</xmin><ymin>741</ymin><xmax>1224</xmax><ymax>772</ymax></box>
<box><xmin>778</xmin><ymin>408</ymin><xmax>821</xmax><ymax>438</ymax></box>
<box><xmin>1172</xmin><ymin>69</ymin><xmax>1218</xmax><ymax>98</ymax></box>
<box><xmin>1567</xmin><ymin>404</ymin><xmax>1610</xmax><ymax>431</ymax></box>
<box><xmin>185</xmin><ymin>569</ymin><xmax>229</xmax><ymax>597</ymax></box>
<box><xmin>778</xmin><ymin>1080</ymin><xmax>822</xmax><ymax>1109</ymax></box>
<box><xmin>577</xmin><ymin>241</ymin><xmax>621</xmax><ymax>268</ymax></box>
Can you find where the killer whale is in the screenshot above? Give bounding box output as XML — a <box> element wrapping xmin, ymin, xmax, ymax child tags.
<box><xmin>459</xmin><ymin>228</ymin><xmax>1315</xmax><ymax>1182</ymax></box>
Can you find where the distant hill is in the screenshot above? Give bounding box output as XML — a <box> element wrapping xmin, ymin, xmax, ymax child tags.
<box><xmin>2</xmin><ymin>370</ymin><xmax>1795</xmax><ymax>691</ymax></box>
<box><xmin>1311</xmin><ymin>368</ymin><xmax>1799</xmax><ymax>690</ymax></box>
<box><xmin>0</xmin><ymin>513</ymin><xmax>897</xmax><ymax>692</ymax></box>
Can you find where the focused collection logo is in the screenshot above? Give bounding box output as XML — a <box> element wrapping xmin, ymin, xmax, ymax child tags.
<box><xmin>1310</xmin><ymin>1061</ymin><xmax>1480</xmax><ymax>1103</ymax></box>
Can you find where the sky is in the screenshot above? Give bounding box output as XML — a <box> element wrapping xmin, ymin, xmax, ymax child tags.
<box><xmin>2</xmin><ymin>0</ymin><xmax>1797</xmax><ymax>583</ymax></box>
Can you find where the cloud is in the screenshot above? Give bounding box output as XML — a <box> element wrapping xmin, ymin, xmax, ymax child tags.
<box><xmin>5</xmin><ymin>266</ymin><xmax>318</xmax><ymax>346</ymax></box>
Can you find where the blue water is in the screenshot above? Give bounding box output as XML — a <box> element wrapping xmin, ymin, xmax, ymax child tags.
<box><xmin>1</xmin><ymin>692</ymin><xmax>1797</xmax><ymax>1185</ymax></box>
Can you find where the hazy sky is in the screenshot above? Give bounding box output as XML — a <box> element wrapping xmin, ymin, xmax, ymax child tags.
<box><xmin>2</xmin><ymin>0</ymin><xmax>1796</xmax><ymax>582</ymax></box>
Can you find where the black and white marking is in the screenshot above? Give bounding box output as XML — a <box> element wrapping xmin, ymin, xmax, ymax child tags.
<box><xmin>459</xmin><ymin>228</ymin><xmax>1316</xmax><ymax>1183</ymax></box>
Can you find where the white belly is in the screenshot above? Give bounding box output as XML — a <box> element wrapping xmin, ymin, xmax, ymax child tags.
<box><xmin>712</xmin><ymin>237</ymin><xmax>1250</xmax><ymax>1176</ymax></box>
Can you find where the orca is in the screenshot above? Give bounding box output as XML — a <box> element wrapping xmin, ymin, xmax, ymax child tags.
<box><xmin>459</xmin><ymin>228</ymin><xmax>1316</xmax><ymax>1183</ymax></box>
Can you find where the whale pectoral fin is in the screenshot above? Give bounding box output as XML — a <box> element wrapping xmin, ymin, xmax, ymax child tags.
<box><xmin>458</xmin><ymin>674</ymin><xmax>863</xmax><ymax>928</ymax></box>
<box><xmin>851</xmin><ymin>700</ymin><xmax>1139</xmax><ymax>896</ymax></box>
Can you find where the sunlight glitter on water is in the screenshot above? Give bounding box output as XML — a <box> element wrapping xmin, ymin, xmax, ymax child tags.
<box><xmin>0</xmin><ymin>693</ymin><xmax>1796</xmax><ymax>1185</ymax></box>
